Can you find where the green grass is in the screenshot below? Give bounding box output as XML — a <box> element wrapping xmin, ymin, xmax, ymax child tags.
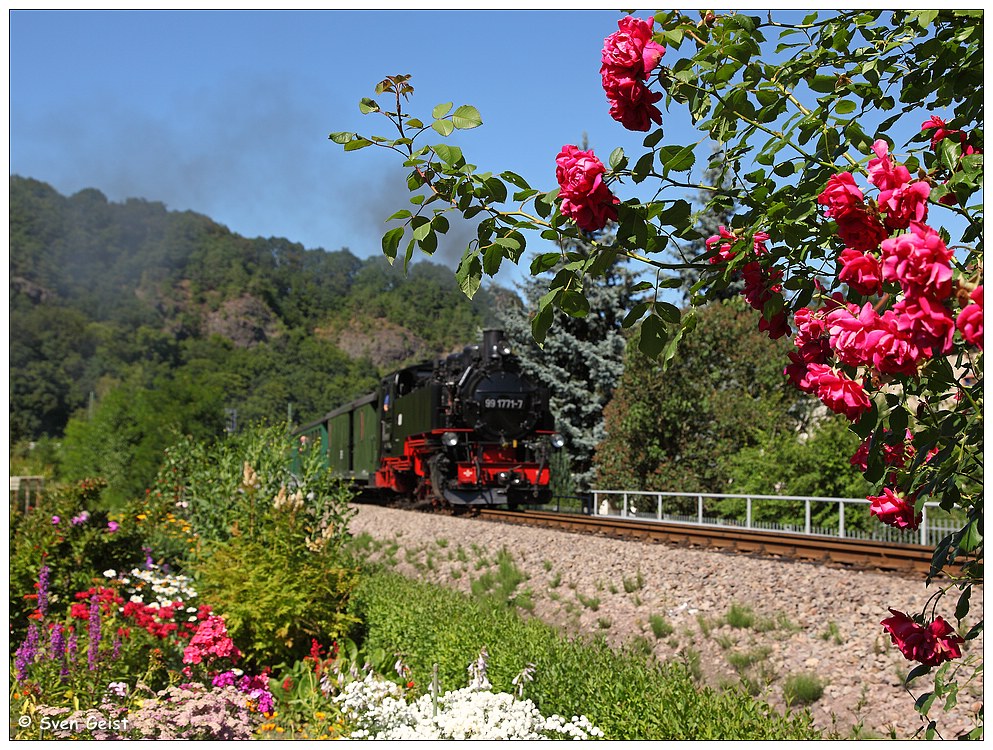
<box><xmin>783</xmin><ymin>673</ymin><xmax>825</xmax><ymax>707</ymax></box>
<box><xmin>649</xmin><ymin>614</ymin><xmax>674</xmax><ymax>639</ymax></box>
<box><xmin>346</xmin><ymin>570</ymin><xmax>822</xmax><ymax>740</ymax></box>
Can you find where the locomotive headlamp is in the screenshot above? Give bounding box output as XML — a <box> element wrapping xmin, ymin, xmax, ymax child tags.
<box><xmin>550</xmin><ymin>433</ymin><xmax>566</xmax><ymax>449</ymax></box>
<box><xmin>442</xmin><ymin>431</ymin><xmax>460</xmax><ymax>447</ymax></box>
<box><xmin>497</xmin><ymin>342</ymin><xmax>513</xmax><ymax>356</ymax></box>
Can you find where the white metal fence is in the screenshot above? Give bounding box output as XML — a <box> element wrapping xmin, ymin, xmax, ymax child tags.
<box><xmin>590</xmin><ymin>489</ymin><xmax>957</xmax><ymax>547</ymax></box>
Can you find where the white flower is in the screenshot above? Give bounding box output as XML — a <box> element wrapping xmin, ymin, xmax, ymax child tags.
<box><xmin>103</xmin><ymin>569</ymin><xmax>117</xmax><ymax>579</ymax></box>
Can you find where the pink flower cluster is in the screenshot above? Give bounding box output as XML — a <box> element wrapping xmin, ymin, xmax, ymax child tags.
<box><xmin>706</xmin><ymin>226</ymin><xmax>789</xmax><ymax>339</ymax></box>
<box><xmin>881</xmin><ymin>609</ymin><xmax>964</xmax><ymax>667</ymax></box>
<box><xmin>921</xmin><ymin>115</ymin><xmax>982</xmax><ymax>206</ymax></box>
<box><xmin>868</xmin><ymin>488</ymin><xmax>921</xmax><ymax>530</ymax></box>
<box><xmin>600</xmin><ymin>16</ymin><xmax>666</xmax><ymax>131</ymax></box>
<box><xmin>555</xmin><ymin>145</ymin><xmax>619</xmax><ymax>232</ymax></box>
<box><xmin>182</xmin><ymin>615</ymin><xmax>241</xmax><ymax>667</ymax></box>
<box><xmin>785</xmin><ymin>137</ymin><xmax>980</xmax><ymax>428</ymax></box>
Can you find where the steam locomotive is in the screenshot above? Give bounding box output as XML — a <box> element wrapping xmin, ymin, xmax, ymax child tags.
<box><xmin>294</xmin><ymin>329</ymin><xmax>562</xmax><ymax>508</ymax></box>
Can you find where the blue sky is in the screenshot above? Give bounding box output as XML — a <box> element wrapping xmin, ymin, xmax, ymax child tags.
<box><xmin>8</xmin><ymin>9</ymin><xmax>970</xmax><ymax>293</ymax></box>
<box><xmin>10</xmin><ymin>9</ymin><xmax>683</xmax><ymax>289</ymax></box>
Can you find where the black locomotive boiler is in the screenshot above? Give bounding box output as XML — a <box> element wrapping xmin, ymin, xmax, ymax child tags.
<box><xmin>294</xmin><ymin>329</ymin><xmax>563</xmax><ymax>507</ymax></box>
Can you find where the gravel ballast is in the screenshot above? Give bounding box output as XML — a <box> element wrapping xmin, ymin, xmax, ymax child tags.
<box><xmin>349</xmin><ymin>503</ymin><xmax>983</xmax><ymax>739</ymax></box>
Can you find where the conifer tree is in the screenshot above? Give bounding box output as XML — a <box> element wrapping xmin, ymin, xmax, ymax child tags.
<box><xmin>497</xmin><ymin>230</ymin><xmax>641</xmax><ymax>495</ymax></box>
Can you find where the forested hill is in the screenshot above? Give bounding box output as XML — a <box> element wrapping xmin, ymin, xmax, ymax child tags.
<box><xmin>9</xmin><ymin>175</ymin><xmax>510</xmax><ymax>456</ymax></box>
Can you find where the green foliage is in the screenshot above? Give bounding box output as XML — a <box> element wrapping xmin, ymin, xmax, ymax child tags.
<box><xmin>9</xmin><ymin>478</ymin><xmax>146</xmax><ymax>646</ymax></box>
<box><xmin>596</xmin><ymin>298</ymin><xmax>801</xmax><ymax>493</ymax></box>
<box><xmin>137</xmin><ymin>424</ymin><xmax>362</xmax><ymax>667</ymax></box>
<box><xmin>346</xmin><ymin>570</ymin><xmax>821</xmax><ymax>740</ymax></box>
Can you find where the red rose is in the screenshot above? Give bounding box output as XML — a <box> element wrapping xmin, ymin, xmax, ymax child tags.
<box><xmin>600</xmin><ymin>16</ymin><xmax>666</xmax><ymax>81</ymax></box>
<box><xmin>602</xmin><ymin>74</ymin><xmax>663</xmax><ymax>132</ymax></box>
<box><xmin>881</xmin><ymin>224</ymin><xmax>953</xmax><ymax>299</ymax></box>
<box><xmin>893</xmin><ymin>295</ymin><xmax>956</xmax><ymax>358</ymax></box>
<box><xmin>881</xmin><ymin>609</ymin><xmax>963</xmax><ymax>666</ymax></box>
<box><xmin>837</xmin><ymin>248</ymin><xmax>883</xmax><ymax>296</ymax></box>
<box><xmin>869</xmin><ymin>488</ymin><xmax>921</xmax><ymax>530</ymax></box>
<box><xmin>805</xmin><ymin>363</ymin><xmax>872</xmax><ymax>422</ymax></box>
<box><xmin>956</xmin><ymin>285</ymin><xmax>983</xmax><ymax>348</ymax></box>
<box><xmin>834</xmin><ymin>207</ymin><xmax>888</xmax><ymax>253</ymax></box>
<box><xmin>921</xmin><ymin>115</ymin><xmax>966</xmax><ymax>151</ymax></box>
<box><xmin>878</xmin><ymin>180</ymin><xmax>931</xmax><ymax>231</ymax></box>
<box><xmin>867</xmin><ymin>139</ymin><xmax>911</xmax><ymax>192</ymax></box>
<box><xmin>555</xmin><ymin>145</ymin><xmax>619</xmax><ymax>232</ymax></box>
<box><xmin>817</xmin><ymin>172</ymin><xmax>865</xmax><ymax>219</ymax></box>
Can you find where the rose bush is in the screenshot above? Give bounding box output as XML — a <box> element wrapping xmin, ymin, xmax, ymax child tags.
<box><xmin>331</xmin><ymin>9</ymin><xmax>981</xmax><ymax>739</ymax></box>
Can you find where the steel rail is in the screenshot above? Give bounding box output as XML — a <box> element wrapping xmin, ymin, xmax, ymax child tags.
<box><xmin>474</xmin><ymin>508</ymin><xmax>938</xmax><ymax>576</ymax></box>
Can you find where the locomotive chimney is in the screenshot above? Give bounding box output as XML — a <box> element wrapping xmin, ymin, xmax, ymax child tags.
<box><xmin>483</xmin><ymin>329</ymin><xmax>506</xmax><ymax>359</ymax></box>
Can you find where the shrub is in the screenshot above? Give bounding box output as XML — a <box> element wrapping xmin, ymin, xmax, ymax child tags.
<box><xmin>346</xmin><ymin>570</ymin><xmax>821</xmax><ymax>740</ymax></box>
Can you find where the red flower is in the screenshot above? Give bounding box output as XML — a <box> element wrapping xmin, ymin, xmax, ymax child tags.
<box><xmin>869</xmin><ymin>488</ymin><xmax>921</xmax><ymax>530</ymax></box>
<box><xmin>600</xmin><ymin>16</ymin><xmax>665</xmax><ymax>82</ymax></box>
<box><xmin>805</xmin><ymin>364</ymin><xmax>872</xmax><ymax>422</ymax></box>
<box><xmin>817</xmin><ymin>172</ymin><xmax>865</xmax><ymax>219</ymax></box>
<box><xmin>837</xmin><ymin>248</ymin><xmax>883</xmax><ymax>297</ymax></box>
<box><xmin>867</xmin><ymin>139</ymin><xmax>911</xmax><ymax>192</ymax></box>
<box><xmin>957</xmin><ymin>285</ymin><xmax>983</xmax><ymax>348</ymax></box>
<box><xmin>555</xmin><ymin>145</ymin><xmax>619</xmax><ymax>232</ymax></box>
<box><xmin>834</xmin><ymin>207</ymin><xmax>888</xmax><ymax>253</ymax></box>
<box><xmin>881</xmin><ymin>609</ymin><xmax>963</xmax><ymax>666</ymax></box>
<box><xmin>602</xmin><ymin>74</ymin><xmax>663</xmax><ymax>132</ymax></box>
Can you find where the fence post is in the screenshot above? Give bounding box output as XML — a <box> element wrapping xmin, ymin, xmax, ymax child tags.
<box><xmin>746</xmin><ymin>497</ymin><xmax>752</xmax><ymax>530</ymax></box>
<box><xmin>698</xmin><ymin>495</ymin><xmax>704</xmax><ymax>524</ymax></box>
<box><xmin>839</xmin><ymin>501</ymin><xmax>845</xmax><ymax>539</ymax></box>
<box><xmin>623</xmin><ymin>493</ymin><xmax>628</xmax><ymax>518</ymax></box>
<box><xmin>920</xmin><ymin>505</ymin><xmax>928</xmax><ymax>546</ymax></box>
<box><xmin>657</xmin><ymin>493</ymin><xmax>662</xmax><ymax>521</ymax></box>
<box><xmin>805</xmin><ymin>500</ymin><xmax>811</xmax><ymax>535</ymax></box>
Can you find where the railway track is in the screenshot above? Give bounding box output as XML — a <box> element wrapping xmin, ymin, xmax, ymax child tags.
<box><xmin>475</xmin><ymin>508</ymin><xmax>937</xmax><ymax>576</ymax></box>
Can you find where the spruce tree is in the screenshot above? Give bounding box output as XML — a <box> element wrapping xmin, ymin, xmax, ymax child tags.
<box><xmin>497</xmin><ymin>231</ymin><xmax>641</xmax><ymax>495</ymax></box>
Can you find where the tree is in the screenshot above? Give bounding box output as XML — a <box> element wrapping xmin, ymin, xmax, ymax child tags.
<box><xmin>595</xmin><ymin>297</ymin><xmax>800</xmax><ymax>494</ymax></box>
<box><xmin>333</xmin><ymin>11</ymin><xmax>982</xmax><ymax>738</ymax></box>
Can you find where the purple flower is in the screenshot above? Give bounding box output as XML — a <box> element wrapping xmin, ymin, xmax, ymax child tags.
<box><xmin>37</xmin><ymin>565</ymin><xmax>51</xmax><ymax>617</ymax></box>
<box><xmin>106</xmin><ymin>521</ymin><xmax>119</xmax><ymax>533</ymax></box>
<box><xmin>143</xmin><ymin>546</ymin><xmax>154</xmax><ymax>570</ymax></box>
<box><xmin>212</xmin><ymin>671</ymin><xmax>237</xmax><ymax>688</ymax></box>
<box><xmin>88</xmin><ymin>594</ymin><xmax>101</xmax><ymax>671</ymax></box>
<box><xmin>50</xmin><ymin>624</ymin><xmax>69</xmax><ymax>681</ymax></box>
<box><xmin>51</xmin><ymin>516</ymin><xmax>61</xmax><ymax>525</ymax></box>
<box><xmin>14</xmin><ymin>623</ymin><xmax>40</xmax><ymax>681</ymax></box>
<box><xmin>70</xmin><ymin>511</ymin><xmax>90</xmax><ymax>526</ymax></box>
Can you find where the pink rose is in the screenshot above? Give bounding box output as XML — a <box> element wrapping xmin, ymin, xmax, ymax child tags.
<box><xmin>834</xmin><ymin>207</ymin><xmax>888</xmax><ymax>253</ymax></box>
<box><xmin>825</xmin><ymin>302</ymin><xmax>877</xmax><ymax>368</ymax></box>
<box><xmin>921</xmin><ymin>115</ymin><xmax>966</xmax><ymax>151</ymax></box>
<box><xmin>817</xmin><ymin>172</ymin><xmax>865</xmax><ymax>219</ymax></box>
<box><xmin>837</xmin><ymin>248</ymin><xmax>883</xmax><ymax>296</ymax></box>
<box><xmin>792</xmin><ymin>307</ymin><xmax>830</xmax><ymax>348</ymax></box>
<box><xmin>600</xmin><ymin>16</ymin><xmax>666</xmax><ymax>81</ymax></box>
<box><xmin>881</xmin><ymin>609</ymin><xmax>963</xmax><ymax>667</ymax></box>
<box><xmin>602</xmin><ymin>74</ymin><xmax>664</xmax><ymax>132</ymax></box>
<box><xmin>706</xmin><ymin>225</ymin><xmax>739</xmax><ymax>264</ymax></box>
<box><xmin>862</xmin><ymin>309</ymin><xmax>923</xmax><ymax>376</ymax></box>
<box><xmin>869</xmin><ymin>488</ymin><xmax>921</xmax><ymax>530</ymax></box>
<box><xmin>880</xmin><ymin>224</ymin><xmax>953</xmax><ymax>298</ymax></box>
<box><xmin>555</xmin><ymin>145</ymin><xmax>619</xmax><ymax>232</ymax></box>
<box><xmin>805</xmin><ymin>363</ymin><xmax>872</xmax><ymax>421</ymax></box>
<box><xmin>957</xmin><ymin>285</ymin><xmax>983</xmax><ymax>348</ymax></box>
<box><xmin>878</xmin><ymin>180</ymin><xmax>931</xmax><ymax>231</ymax></box>
<box><xmin>893</xmin><ymin>295</ymin><xmax>956</xmax><ymax>358</ymax></box>
<box><xmin>867</xmin><ymin>139</ymin><xmax>911</xmax><ymax>192</ymax></box>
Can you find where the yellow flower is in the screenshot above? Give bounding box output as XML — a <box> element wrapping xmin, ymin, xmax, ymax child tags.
<box><xmin>315</xmin><ymin>712</ymin><xmax>326</xmax><ymax>720</ymax></box>
<box><xmin>136</xmin><ymin>514</ymin><xmax>147</xmax><ymax>521</ymax></box>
